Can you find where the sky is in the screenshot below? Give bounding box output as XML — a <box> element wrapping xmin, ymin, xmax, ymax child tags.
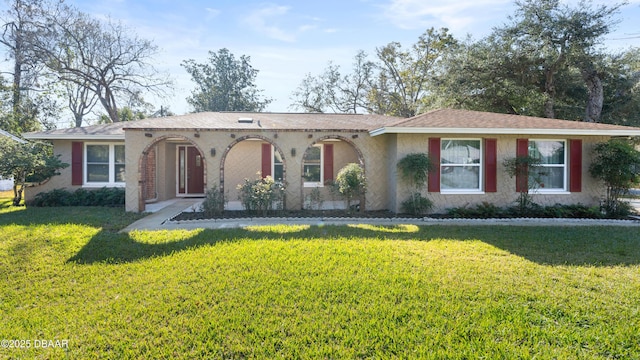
<box><xmin>16</xmin><ymin>0</ymin><xmax>640</xmax><ymax>118</ymax></box>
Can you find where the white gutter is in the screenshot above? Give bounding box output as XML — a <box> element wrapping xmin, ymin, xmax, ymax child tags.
<box><xmin>22</xmin><ymin>134</ymin><xmax>125</xmax><ymax>140</ymax></box>
<box><xmin>369</xmin><ymin>127</ymin><xmax>640</xmax><ymax>137</ymax></box>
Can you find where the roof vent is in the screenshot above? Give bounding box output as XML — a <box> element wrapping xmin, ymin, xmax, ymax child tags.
<box><xmin>238</xmin><ymin>117</ymin><xmax>253</xmax><ymax>124</ymax></box>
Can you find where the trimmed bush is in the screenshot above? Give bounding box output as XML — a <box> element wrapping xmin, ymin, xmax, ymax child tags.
<box><xmin>30</xmin><ymin>187</ymin><xmax>125</xmax><ymax>207</ymax></box>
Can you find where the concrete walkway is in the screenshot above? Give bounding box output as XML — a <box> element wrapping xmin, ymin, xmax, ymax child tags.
<box><xmin>121</xmin><ymin>198</ymin><xmax>640</xmax><ymax>232</ymax></box>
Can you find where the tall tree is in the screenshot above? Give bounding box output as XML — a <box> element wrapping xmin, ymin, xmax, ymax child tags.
<box><xmin>371</xmin><ymin>28</ymin><xmax>458</xmax><ymax>117</ymax></box>
<box><xmin>0</xmin><ymin>0</ymin><xmax>61</xmax><ymax>133</ymax></box>
<box><xmin>182</xmin><ymin>48</ymin><xmax>272</xmax><ymax>112</ymax></box>
<box><xmin>290</xmin><ymin>50</ymin><xmax>374</xmax><ymax>113</ymax></box>
<box><xmin>498</xmin><ymin>0</ymin><xmax>624</xmax><ymax>119</ymax></box>
<box><xmin>37</xmin><ymin>10</ymin><xmax>171</xmax><ymax>123</ymax></box>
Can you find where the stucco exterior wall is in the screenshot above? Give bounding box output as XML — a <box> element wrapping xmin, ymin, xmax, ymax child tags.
<box><xmin>125</xmin><ymin>129</ymin><xmax>390</xmax><ymax>212</ymax></box>
<box><xmin>389</xmin><ymin>133</ymin><xmax>607</xmax><ymax>213</ymax></box>
<box><xmin>25</xmin><ymin>139</ymin><xmax>127</xmax><ymax>203</ymax></box>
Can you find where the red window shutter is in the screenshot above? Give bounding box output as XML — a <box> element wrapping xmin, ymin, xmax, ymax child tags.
<box><xmin>323</xmin><ymin>144</ymin><xmax>334</xmax><ymax>182</ymax></box>
<box><xmin>515</xmin><ymin>138</ymin><xmax>529</xmax><ymax>192</ymax></box>
<box><xmin>484</xmin><ymin>138</ymin><xmax>497</xmax><ymax>192</ymax></box>
<box><xmin>71</xmin><ymin>141</ymin><xmax>83</xmax><ymax>185</ymax></box>
<box><xmin>261</xmin><ymin>143</ymin><xmax>272</xmax><ymax>178</ymax></box>
<box><xmin>569</xmin><ymin>139</ymin><xmax>582</xmax><ymax>192</ymax></box>
<box><xmin>428</xmin><ymin>138</ymin><xmax>441</xmax><ymax>192</ymax></box>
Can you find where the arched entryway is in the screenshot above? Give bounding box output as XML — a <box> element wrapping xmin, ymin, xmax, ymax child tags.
<box><xmin>300</xmin><ymin>135</ymin><xmax>365</xmax><ymax>210</ymax></box>
<box><xmin>138</xmin><ymin>135</ymin><xmax>207</xmax><ymax>210</ymax></box>
<box><xmin>220</xmin><ymin>135</ymin><xmax>286</xmax><ymax>210</ymax></box>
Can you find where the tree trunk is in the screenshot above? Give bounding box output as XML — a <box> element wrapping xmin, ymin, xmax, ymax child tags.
<box><xmin>543</xmin><ymin>68</ymin><xmax>556</xmax><ymax>119</ymax></box>
<box><xmin>582</xmin><ymin>69</ymin><xmax>603</xmax><ymax>123</ymax></box>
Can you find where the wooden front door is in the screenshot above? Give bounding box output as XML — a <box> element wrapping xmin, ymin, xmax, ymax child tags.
<box><xmin>178</xmin><ymin>146</ymin><xmax>204</xmax><ymax>195</ymax></box>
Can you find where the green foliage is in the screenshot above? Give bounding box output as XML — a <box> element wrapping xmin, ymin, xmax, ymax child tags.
<box><xmin>448</xmin><ymin>202</ymin><xmax>504</xmax><ymax>219</ymax></box>
<box><xmin>397</xmin><ymin>153</ymin><xmax>432</xmax><ymax>188</ymax></box>
<box><xmin>589</xmin><ymin>139</ymin><xmax>640</xmax><ymax>216</ymax></box>
<box><xmin>0</xmin><ymin>137</ymin><xmax>68</xmax><ymax>206</ymax></box>
<box><xmin>199</xmin><ymin>185</ymin><xmax>227</xmax><ymax>217</ymax></box>
<box><xmin>400</xmin><ymin>192</ymin><xmax>433</xmax><ymax>216</ymax></box>
<box><xmin>447</xmin><ymin>202</ymin><xmax>603</xmax><ymax>219</ymax></box>
<box><xmin>335</xmin><ymin>163</ymin><xmax>366</xmax><ymax>212</ymax></box>
<box><xmin>237</xmin><ymin>173</ymin><xmax>285</xmax><ymax>216</ymax></box>
<box><xmin>397</xmin><ymin>153</ymin><xmax>433</xmax><ymax>215</ymax></box>
<box><xmin>182</xmin><ymin>48</ymin><xmax>272</xmax><ymax>112</ymax></box>
<box><xmin>503</xmin><ymin>155</ymin><xmax>545</xmax><ymax>213</ymax></box>
<box><xmin>30</xmin><ymin>187</ymin><xmax>125</xmax><ymax>207</ymax></box>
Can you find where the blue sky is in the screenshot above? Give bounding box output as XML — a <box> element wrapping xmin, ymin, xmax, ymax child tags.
<box><xmin>32</xmin><ymin>0</ymin><xmax>640</xmax><ymax>115</ymax></box>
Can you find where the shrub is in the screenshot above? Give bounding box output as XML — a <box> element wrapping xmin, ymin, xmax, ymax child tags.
<box><xmin>200</xmin><ymin>185</ymin><xmax>226</xmax><ymax>217</ymax></box>
<box><xmin>335</xmin><ymin>163</ymin><xmax>366</xmax><ymax>212</ymax></box>
<box><xmin>30</xmin><ymin>187</ymin><xmax>125</xmax><ymax>207</ymax></box>
<box><xmin>448</xmin><ymin>202</ymin><xmax>503</xmax><ymax>218</ymax></box>
<box><xmin>590</xmin><ymin>139</ymin><xmax>640</xmax><ymax>217</ymax></box>
<box><xmin>397</xmin><ymin>153</ymin><xmax>433</xmax><ymax>216</ymax></box>
<box><xmin>237</xmin><ymin>174</ymin><xmax>285</xmax><ymax>216</ymax></box>
<box><xmin>401</xmin><ymin>193</ymin><xmax>433</xmax><ymax>216</ymax></box>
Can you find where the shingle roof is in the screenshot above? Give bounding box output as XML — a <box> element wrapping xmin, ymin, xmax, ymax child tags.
<box><xmin>23</xmin><ymin>112</ymin><xmax>400</xmax><ymax>139</ymax></box>
<box><xmin>370</xmin><ymin>109</ymin><xmax>640</xmax><ymax>136</ymax></box>
<box><xmin>122</xmin><ymin>112</ymin><xmax>399</xmax><ymax>132</ymax></box>
<box><xmin>22</xmin><ymin>109</ymin><xmax>640</xmax><ymax>140</ymax></box>
<box><xmin>0</xmin><ymin>129</ymin><xmax>26</xmax><ymax>143</ymax></box>
<box><xmin>23</xmin><ymin>122</ymin><xmax>127</xmax><ymax>140</ymax></box>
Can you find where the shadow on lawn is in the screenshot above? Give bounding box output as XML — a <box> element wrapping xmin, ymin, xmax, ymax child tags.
<box><xmin>67</xmin><ymin>224</ymin><xmax>640</xmax><ymax>267</ymax></box>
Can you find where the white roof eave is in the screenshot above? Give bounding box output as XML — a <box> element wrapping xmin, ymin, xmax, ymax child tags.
<box><xmin>22</xmin><ymin>134</ymin><xmax>125</xmax><ymax>141</ymax></box>
<box><xmin>369</xmin><ymin>127</ymin><xmax>640</xmax><ymax>137</ymax></box>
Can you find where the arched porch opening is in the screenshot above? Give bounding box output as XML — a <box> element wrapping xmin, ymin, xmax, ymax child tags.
<box><xmin>220</xmin><ymin>135</ymin><xmax>286</xmax><ymax>210</ymax></box>
<box><xmin>300</xmin><ymin>135</ymin><xmax>366</xmax><ymax>210</ymax></box>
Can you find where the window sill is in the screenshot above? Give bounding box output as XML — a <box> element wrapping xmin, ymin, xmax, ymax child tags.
<box><xmin>440</xmin><ymin>190</ymin><xmax>485</xmax><ymax>195</ymax></box>
<box><xmin>303</xmin><ymin>182</ymin><xmax>324</xmax><ymax>188</ymax></box>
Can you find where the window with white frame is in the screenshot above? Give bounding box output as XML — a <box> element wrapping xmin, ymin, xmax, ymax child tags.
<box><xmin>273</xmin><ymin>146</ymin><xmax>283</xmax><ymax>182</ymax></box>
<box><xmin>85</xmin><ymin>143</ymin><xmax>125</xmax><ymax>186</ymax></box>
<box><xmin>302</xmin><ymin>144</ymin><xmax>323</xmax><ymax>187</ymax></box>
<box><xmin>528</xmin><ymin>140</ymin><xmax>565</xmax><ymax>191</ymax></box>
<box><xmin>440</xmin><ymin>139</ymin><xmax>482</xmax><ymax>191</ymax></box>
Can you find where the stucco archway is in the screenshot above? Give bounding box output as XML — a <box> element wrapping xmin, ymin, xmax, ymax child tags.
<box><xmin>219</xmin><ymin>135</ymin><xmax>286</xmax><ymax>210</ymax></box>
<box><xmin>137</xmin><ymin>134</ymin><xmax>207</xmax><ymax>211</ymax></box>
<box><xmin>301</xmin><ymin>135</ymin><xmax>366</xmax><ymax>210</ymax></box>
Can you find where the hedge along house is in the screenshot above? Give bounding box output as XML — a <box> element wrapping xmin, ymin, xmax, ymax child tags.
<box><xmin>22</xmin><ymin>109</ymin><xmax>640</xmax><ymax>213</ymax></box>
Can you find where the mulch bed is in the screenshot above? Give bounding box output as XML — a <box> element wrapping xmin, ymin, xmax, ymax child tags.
<box><xmin>171</xmin><ymin>210</ymin><xmax>425</xmax><ymax>221</ymax></box>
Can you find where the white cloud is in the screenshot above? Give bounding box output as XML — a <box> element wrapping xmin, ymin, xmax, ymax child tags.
<box><xmin>383</xmin><ymin>0</ymin><xmax>510</xmax><ymax>31</ymax></box>
<box><xmin>205</xmin><ymin>8</ymin><xmax>221</xmax><ymax>18</ymax></box>
<box><xmin>244</xmin><ymin>5</ymin><xmax>296</xmax><ymax>42</ymax></box>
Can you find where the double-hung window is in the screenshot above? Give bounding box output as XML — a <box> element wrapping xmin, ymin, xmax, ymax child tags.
<box><xmin>440</xmin><ymin>139</ymin><xmax>482</xmax><ymax>192</ymax></box>
<box><xmin>528</xmin><ymin>140</ymin><xmax>566</xmax><ymax>191</ymax></box>
<box><xmin>302</xmin><ymin>144</ymin><xmax>323</xmax><ymax>187</ymax></box>
<box><xmin>85</xmin><ymin>143</ymin><xmax>125</xmax><ymax>186</ymax></box>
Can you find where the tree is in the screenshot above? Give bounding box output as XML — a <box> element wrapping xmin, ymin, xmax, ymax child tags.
<box><xmin>371</xmin><ymin>28</ymin><xmax>458</xmax><ymax>117</ymax></box>
<box><xmin>494</xmin><ymin>0</ymin><xmax>624</xmax><ymax>119</ymax></box>
<box><xmin>290</xmin><ymin>51</ymin><xmax>374</xmax><ymax>114</ymax></box>
<box><xmin>503</xmin><ymin>155</ymin><xmax>545</xmax><ymax>214</ymax></box>
<box><xmin>589</xmin><ymin>139</ymin><xmax>640</xmax><ymax>216</ymax></box>
<box><xmin>397</xmin><ymin>153</ymin><xmax>433</xmax><ymax>215</ymax></box>
<box><xmin>335</xmin><ymin>163</ymin><xmax>366</xmax><ymax>212</ymax></box>
<box><xmin>0</xmin><ymin>0</ymin><xmax>63</xmax><ymax>133</ymax></box>
<box><xmin>182</xmin><ymin>48</ymin><xmax>272</xmax><ymax>112</ymax></box>
<box><xmin>36</xmin><ymin>10</ymin><xmax>171</xmax><ymax>123</ymax></box>
<box><xmin>0</xmin><ymin>136</ymin><xmax>67</xmax><ymax>206</ymax></box>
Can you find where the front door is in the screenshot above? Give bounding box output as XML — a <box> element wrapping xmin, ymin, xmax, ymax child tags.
<box><xmin>178</xmin><ymin>146</ymin><xmax>204</xmax><ymax>195</ymax></box>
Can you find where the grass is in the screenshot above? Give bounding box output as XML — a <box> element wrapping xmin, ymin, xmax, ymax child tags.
<box><xmin>1</xmin><ymin>198</ymin><xmax>639</xmax><ymax>358</ymax></box>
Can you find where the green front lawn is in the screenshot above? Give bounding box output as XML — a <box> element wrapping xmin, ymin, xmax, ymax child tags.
<box><xmin>1</xmin><ymin>201</ymin><xmax>639</xmax><ymax>358</ymax></box>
